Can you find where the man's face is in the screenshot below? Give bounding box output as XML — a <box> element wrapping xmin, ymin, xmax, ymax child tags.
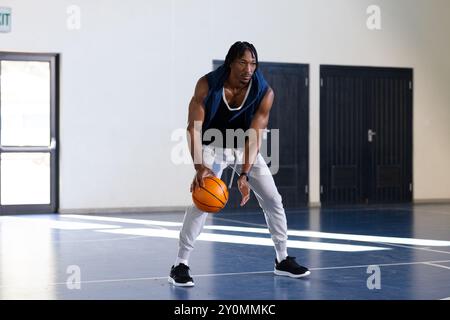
<box><xmin>230</xmin><ymin>49</ymin><xmax>257</xmax><ymax>84</ymax></box>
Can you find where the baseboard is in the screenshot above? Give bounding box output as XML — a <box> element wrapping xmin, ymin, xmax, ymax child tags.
<box><xmin>58</xmin><ymin>206</ymin><xmax>187</xmax><ymax>215</ymax></box>
<box><xmin>308</xmin><ymin>202</ymin><xmax>321</xmax><ymax>208</ymax></box>
<box><xmin>413</xmin><ymin>199</ymin><xmax>450</xmax><ymax>204</ymax></box>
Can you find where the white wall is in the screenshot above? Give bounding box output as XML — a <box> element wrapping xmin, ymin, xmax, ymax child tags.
<box><xmin>1</xmin><ymin>0</ymin><xmax>449</xmax><ymax>211</ymax></box>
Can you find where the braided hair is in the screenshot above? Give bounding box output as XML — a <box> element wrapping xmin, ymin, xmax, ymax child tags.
<box><xmin>224</xmin><ymin>41</ymin><xmax>259</xmax><ymax>71</ymax></box>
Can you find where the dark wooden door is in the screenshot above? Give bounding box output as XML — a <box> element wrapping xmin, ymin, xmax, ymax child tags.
<box><xmin>367</xmin><ymin>69</ymin><xmax>413</xmax><ymax>204</ymax></box>
<box><xmin>320</xmin><ymin>65</ymin><xmax>413</xmax><ymax>206</ymax></box>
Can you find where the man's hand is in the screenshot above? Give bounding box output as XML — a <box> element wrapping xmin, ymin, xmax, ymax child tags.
<box><xmin>237</xmin><ymin>175</ymin><xmax>250</xmax><ymax>206</ymax></box>
<box><xmin>190</xmin><ymin>165</ymin><xmax>215</xmax><ymax>192</ymax></box>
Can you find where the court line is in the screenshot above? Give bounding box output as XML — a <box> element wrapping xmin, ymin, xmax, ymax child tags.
<box><xmin>212</xmin><ymin>217</ymin><xmax>450</xmax><ymax>255</ymax></box>
<box><xmin>216</xmin><ymin>206</ymin><xmax>450</xmax><ymax>220</ymax></box>
<box><xmin>202</xmin><ymin>225</ymin><xmax>450</xmax><ymax>247</ymax></box>
<box><xmin>52</xmin><ymin>235</ymin><xmax>149</xmax><ymax>243</ymax></box>
<box><xmin>212</xmin><ymin>216</ymin><xmax>268</xmax><ymax>227</ymax></box>
<box><xmin>98</xmin><ymin>228</ymin><xmax>389</xmax><ymax>252</ymax></box>
<box><xmin>1</xmin><ymin>259</ymin><xmax>449</xmax><ymax>289</ymax></box>
<box><xmin>422</xmin><ymin>262</ymin><xmax>450</xmax><ymax>270</ymax></box>
<box><xmin>0</xmin><ymin>216</ymin><xmax>121</xmax><ymax>230</ymax></box>
<box><xmin>61</xmin><ymin>214</ymin><xmax>183</xmax><ymax>227</ymax></box>
<box><xmin>378</xmin><ymin>242</ymin><xmax>450</xmax><ymax>255</ymax></box>
<box><xmin>191</xmin><ymin>259</ymin><xmax>450</xmax><ymax>276</ymax></box>
<box><xmin>51</xmin><ymin>225</ymin><xmax>169</xmax><ymax>243</ymax></box>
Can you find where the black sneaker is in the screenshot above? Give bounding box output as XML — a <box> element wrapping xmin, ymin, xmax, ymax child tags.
<box><xmin>274</xmin><ymin>256</ymin><xmax>311</xmax><ymax>278</ymax></box>
<box><xmin>168</xmin><ymin>264</ymin><xmax>195</xmax><ymax>287</ymax></box>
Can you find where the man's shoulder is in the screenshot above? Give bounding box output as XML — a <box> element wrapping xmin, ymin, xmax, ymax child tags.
<box><xmin>196</xmin><ymin>75</ymin><xmax>209</xmax><ymax>90</ymax></box>
<box><xmin>260</xmin><ymin>86</ymin><xmax>273</xmax><ymax>100</ymax></box>
<box><xmin>194</xmin><ymin>76</ymin><xmax>210</xmax><ymax>99</ymax></box>
<box><xmin>198</xmin><ymin>75</ymin><xmax>208</xmax><ymax>84</ymax></box>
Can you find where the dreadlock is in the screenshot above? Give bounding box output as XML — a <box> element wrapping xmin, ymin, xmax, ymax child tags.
<box><xmin>224</xmin><ymin>41</ymin><xmax>259</xmax><ymax>70</ymax></box>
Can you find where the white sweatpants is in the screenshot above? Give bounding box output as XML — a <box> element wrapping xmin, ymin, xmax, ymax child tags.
<box><xmin>177</xmin><ymin>145</ymin><xmax>288</xmax><ymax>262</ymax></box>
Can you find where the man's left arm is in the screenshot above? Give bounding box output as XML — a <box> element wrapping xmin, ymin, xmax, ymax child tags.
<box><xmin>238</xmin><ymin>87</ymin><xmax>274</xmax><ymax>206</ymax></box>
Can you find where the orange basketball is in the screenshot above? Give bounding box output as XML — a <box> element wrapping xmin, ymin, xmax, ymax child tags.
<box><xmin>192</xmin><ymin>176</ymin><xmax>228</xmax><ymax>213</ymax></box>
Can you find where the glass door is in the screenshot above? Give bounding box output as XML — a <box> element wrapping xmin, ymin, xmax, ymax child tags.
<box><xmin>0</xmin><ymin>53</ymin><xmax>58</xmax><ymax>214</ymax></box>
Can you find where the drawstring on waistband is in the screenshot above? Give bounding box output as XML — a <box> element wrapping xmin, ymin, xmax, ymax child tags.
<box><xmin>228</xmin><ymin>149</ymin><xmax>238</xmax><ymax>189</ymax></box>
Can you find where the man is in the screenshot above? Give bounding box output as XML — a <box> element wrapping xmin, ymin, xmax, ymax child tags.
<box><xmin>169</xmin><ymin>41</ymin><xmax>310</xmax><ymax>287</ymax></box>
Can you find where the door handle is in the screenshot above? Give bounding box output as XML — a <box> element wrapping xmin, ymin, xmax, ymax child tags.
<box><xmin>368</xmin><ymin>129</ymin><xmax>376</xmax><ymax>142</ymax></box>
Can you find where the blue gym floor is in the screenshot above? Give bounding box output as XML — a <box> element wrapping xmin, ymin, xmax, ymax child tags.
<box><xmin>0</xmin><ymin>204</ymin><xmax>449</xmax><ymax>300</ymax></box>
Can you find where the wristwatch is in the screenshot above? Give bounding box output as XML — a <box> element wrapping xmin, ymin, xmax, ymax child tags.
<box><xmin>240</xmin><ymin>172</ymin><xmax>249</xmax><ymax>181</ymax></box>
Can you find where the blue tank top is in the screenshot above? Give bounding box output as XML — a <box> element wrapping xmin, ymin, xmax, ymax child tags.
<box><xmin>201</xmin><ymin>65</ymin><xmax>269</xmax><ymax>148</ymax></box>
<box><xmin>203</xmin><ymin>96</ymin><xmax>249</xmax><ymax>148</ymax></box>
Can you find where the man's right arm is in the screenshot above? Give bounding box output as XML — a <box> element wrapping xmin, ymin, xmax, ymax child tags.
<box><xmin>187</xmin><ymin>76</ymin><xmax>209</xmax><ymax>171</ymax></box>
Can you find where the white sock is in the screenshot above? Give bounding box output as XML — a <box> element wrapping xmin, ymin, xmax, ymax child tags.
<box><xmin>175</xmin><ymin>257</ymin><xmax>188</xmax><ymax>267</ymax></box>
<box><xmin>276</xmin><ymin>251</ymin><xmax>288</xmax><ymax>263</ymax></box>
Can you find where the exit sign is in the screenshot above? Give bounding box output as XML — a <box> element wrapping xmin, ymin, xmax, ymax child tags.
<box><xmin>0</xmin><ymin>7</ymin><xmax>11</xmax><ymax>33</ymax></box>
